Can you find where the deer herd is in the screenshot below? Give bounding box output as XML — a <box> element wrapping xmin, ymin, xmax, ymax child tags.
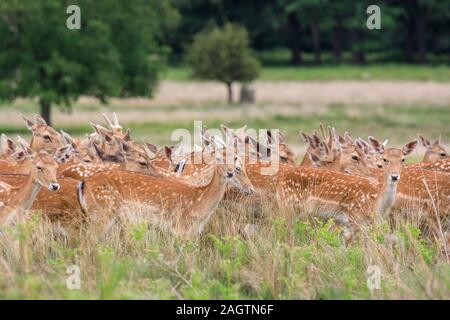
<box><xmin>0</xmin><ymin>113</ymin><xmax>448</xmax><ymax>245</ymax></box>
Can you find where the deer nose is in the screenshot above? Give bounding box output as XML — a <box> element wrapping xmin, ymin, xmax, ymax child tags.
<box><xmin>226</xmin><ymin>171</ymin><xmax>234</xmax><ymax>178</ymax></box>
<box><xmin>50</xmin><ymin>183</ymin><xmax>60</xmax><ymax>191</ymax></box>
<box><xmin>390</xmin><ymin>174</ymin><xmax>400</xmax><ymax>182</ymax></box>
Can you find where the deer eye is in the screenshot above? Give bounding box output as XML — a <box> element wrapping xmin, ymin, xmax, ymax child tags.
<box><xmin>43</xmin><ymin>135</ymin><xmax>52</xmax><ymax>142</ymax></box>
<box><xmin>351</xmin><ymin>155</ymin><xmax>359</xmax><ymax>161</ymax></box>
<box><xmin>401</xmin><ymin>158</ymin><xmax>406</xmax><ymax>163</ymax></box>
<box><xmin>377</xmin><ymin>164</ymin><xmax>383</xmax><ymax>169</ymax></box>
<box><xmin>139</xmin><ymin>161</ymin><xmax>148</xmax><ymax>167</ymax></box>
<box><xmin>383</xmin><ymin>158</ymin><xmax>388</xmax><ymax>163</ymax></box>
<box><xmin>440</xmin><ymin>153</ymin><xmax>446</xmax><ymax>157</ymax></box>
<box><xmin>235</xmin><ymin>166</ymin><xmax>242</xmax><ymax>173</ymax></box>
<box><xmin>37</xmin><ymin>166</ymin><xmax>44</xmax><ymax>171</ymax></box>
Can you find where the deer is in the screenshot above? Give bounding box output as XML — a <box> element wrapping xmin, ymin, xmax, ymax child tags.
<box><xmin>76</xmin><ymin>139</ymin><xmax>254</xmax><ymax>237</ymax></box>
<box><xmin>0</xmin><ymin>172</ymin><xmax>82</xmax><ymax>227</ymax></box>
<box><xmin>418</xmin><ymin>134</ymin><xmax>448</xmax><ymax>163</ymax></box>
<box><xmin>298</xmin><ymin>124</ymin><xmax>339</xmax><ymax>167</ymax></box>
<box><xmin>275</xmin><ymin>138</ymin><xmax>419</xmax><ymax>235</ymax></box>
<box><xmin>360</xmin><ymin>137</ymin><xmax>450</xmax><ymax>244</ymax></box>
<box><xmin>22</xmin><ymin>114</ymin><xmax>62</xmax><ymax>153</ymax></box>
<box><xmin>60</xmin><ymin>136</ymin><xmax>161</xmax><ymax>180</ymax></box>
<box><xmin>0</xmin><ymin>142</ymin><xmax>60</xmax><ymax>225</ymax></box>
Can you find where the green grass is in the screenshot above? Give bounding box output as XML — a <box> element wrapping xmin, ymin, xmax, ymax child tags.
<box><xmin>0</xmin><ymin>203</ymin><xmax>448</xmax><ymax>299</ymax></box>
<box><xmin>1</xmin><ymin>102</ymin><xmax>449</xmax><ymax>149</ymax></box>
<box><xmin>162</xmin><ymin>64</ymin><xmax>450</xmax><ymax>82</ymax></box>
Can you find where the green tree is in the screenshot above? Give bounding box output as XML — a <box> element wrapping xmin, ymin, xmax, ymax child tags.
<box><xmin>186</xmin><ymin>23</ymin><xmax>260</xmax><ymax>104</ymax></box>
<box><xmin>0</xmin><ymin>0</ymin><xmax>178</xmax><ymax>125</ymax></box>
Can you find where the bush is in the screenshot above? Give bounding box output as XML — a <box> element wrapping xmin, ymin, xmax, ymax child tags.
<box><xmin>186</xmin><ymin>23</ymin><xmax>260</xmax><ymax>103</ymax></box>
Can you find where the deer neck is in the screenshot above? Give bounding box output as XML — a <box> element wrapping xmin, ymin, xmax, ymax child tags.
<box><xmin>9</xmin><ymin>166</ymin><xmax>42</xmax><ymax>212</ymax></box>
<box><xmin>187</xmin><ymin>164</ymin><xmax>228</xmax><ymax>233</ymax></box>
<box><xmin>375</xmin><ymin>174</ymin><xmax>397</xmax><ymax>216</ymax></box>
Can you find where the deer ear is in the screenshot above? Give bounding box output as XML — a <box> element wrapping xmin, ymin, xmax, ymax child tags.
<box><xmin>115</xmin><ymin>137</ymin><xmax>130</xmax><ymax>154</ymax></box>
<box><xmin>368</xmin><ymin>136</ymin><xmax>384</xmax><ymax>154</ymax></box>
<box><xmin>382</xmin><ymin>139</ymin><xmax>389</xmax><ymax>147</ymax></box>
<box><xmin>163</xmin><ymin>145</ymin><xmax>173</xmax><ymax>159</ymax></box>
<box><xmin>307</xmin><ymin>152</ymin><xmax>321</xmax><ymax>166</ymax></box>
<box><xmin>60</xmin><ymin>130</ymin><xmax>77</xmax><ymax>148</ymax></box>
<box><xmin>418</xmin><ymin>135</ymin><xmax>431</xmax><ymax>148</ymax></box>
<box><xmin>299</xmin><ymin>131</ymin><xmax>309</xmax><ymax>143</ymax></box>
<box><xmin>34</xmin><ymin>114</ymin><xmax>47</xmax><ymax>126</ymax></box>
<box><xmin>277</xmin><ymin>130</ymin><xmax>285</xmax><ymax>143</ymax></box>
<box><xmin>144</xmin><ymin>142</ymin><xmax>157</xmax><ymax>154</ymax></box>
<box><xmin>89</xmin><ymin>138</ymin><xmax>106</xmax><ymax>159</ymax></box>
<box><xmin>22</xmin><ymin>115</ymin><xmax>34</xmax><ymax>130</ymax></box>
<box><xmin>402</xmin><ymin>139</ymin><xmax>418</xmax><ymax>156</ymax></box>
<box><xmin>344</xmin><ymin>132</ymin><xmax>353</xmax><ymax>144</ymax></box>
<box><xmin>355</xmin><ymin>139</ymin><xmax>365</xmax><ymax>151</ymax></box>
<box><xmin>433</xmin><ymin>135</ymin><xmax>441</xmax><ymax>147</ymax></box>
<box><xmin>17</xmin><ymin>137</ymin><xmax>34</xmax><ymax>159</ymax></box>
<box><xmin>1</xmin><ymin>134</ymin><xmax>16</xmax><ymax>153</ymax></box>
<box><xmin>123</xmin><ymin>128</ymin><xmax>131</xmax><ymax>142</ymax></box>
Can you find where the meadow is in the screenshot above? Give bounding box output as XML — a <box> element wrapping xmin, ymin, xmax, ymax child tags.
<box><xmin>0</xmin><ymin>66</ymin><xmax>449</xmax><ymax>300</ymax></box>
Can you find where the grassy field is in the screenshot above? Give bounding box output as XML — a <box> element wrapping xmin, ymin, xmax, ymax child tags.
<box><xmin>163</xmin><ymin>64</ymin><xmax>450</xmax><ymax>82</ymax></box>
<box><xmin>1</xmin><ymin>101</ymin><xmax>449</xmax><ymax>155</ymax></box>
<box><xmin>0</xmin><ymin>199</ymin><xmax>449</xmax><ymax>299</ymax></box>
<box><xmin>0</xmin><ymin>75</ymin><xmax>449</xmax><ymax>299</ymax></box>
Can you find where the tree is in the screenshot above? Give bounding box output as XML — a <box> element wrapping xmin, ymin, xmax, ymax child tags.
<box><xmin>0</xmin><ymin>0</ymin><xmax>178</xmax><ymax>125</ymax></box>
<box><xmin>186</xmin><ymin>24</ymin><xmax>260</xmax><ymax>104</ymax></box>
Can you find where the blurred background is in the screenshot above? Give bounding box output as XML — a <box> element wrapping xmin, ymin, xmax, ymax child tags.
<box><xmin>0</xmin><ymin>0</ymin><xmax>449</xmax><ymax>157</ymax></box>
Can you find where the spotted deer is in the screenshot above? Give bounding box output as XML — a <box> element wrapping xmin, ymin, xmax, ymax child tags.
<box><xmin>60</xmin><ymin>137</ymin><xmax>161</xmax><ymax>180</ymax></box>
<box><xmin>0</xmin><ymin>173</ymin><xmax>82</xmax><ymax>226</ymax></box>
<box><xmin>364</xmin><ymin>138</ymin><xmax>450</xmax><ymax>219</ymax></box>
<box><xmin>299</xmin><ymin>125</ymin><xmax>338</xmax><ymax>167</ymax></box>
<box><xmin>0</xmin><ymin>143</ymin><xmax>60</xmax><ymax>225</ymax></box>
<box><xmin>419</xmin><ymin>134</ymin><xmax>448</xmax><ymax>163</ymax></box>
<box><xmin>22</xmin><ymin>114</ymin><xmax>62</xmax><ymax>153</ymax></box>
<box><xmin>276</xmin><ymin>138</ymin><xmax>419</xmax><ymax>228</ymax></box>
<box><xmin>77</xmin><ymin>141</ymin><xmax>254</xmax><ymax>237</ymax></box>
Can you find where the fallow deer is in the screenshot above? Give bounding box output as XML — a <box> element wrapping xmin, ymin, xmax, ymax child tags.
<box><xmin>0</xmin><ymin>142</ymin><xmax>60</xmax><ymax>225</ymax></box>
<box><xmin>419</xmin><ymin>134</ymin><xmax>448</xmax><ymax>163</ymax></box>
<box><xmin>22</xmin><ymin>114</ymin><xmax>62</xmax><ymax>153</ymax></box>
<box><xmin>77</xmin><ymin>142</ymin><xmax>254</xmax><ymax>237</ymax></box>
<box><xmin>60</xmin><ymin>136</ymin><xmax>161</xmax><ymax>180</ymax></box>
<box><xmin>276</xmin><ymin>138</ymin><xmax>419</xmax><ymax>228</ymax></box>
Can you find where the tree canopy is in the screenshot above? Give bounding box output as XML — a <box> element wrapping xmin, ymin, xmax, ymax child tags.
<box><xmin>186</xmin><ymin>23</ymin><xmax>260</xmax><ymax>103</ymax></box>
<box><xmin>0</xmin><ymin>0</ymin><xmax>178</xmax><ymax>124</ymax></box>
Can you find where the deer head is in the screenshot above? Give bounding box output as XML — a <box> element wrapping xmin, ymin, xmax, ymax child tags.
<box><xmin>22</xmin><ymin>114</ymin><xmax>62</xmax><ymax>153</ymax></box>
<box><xmin>369</xmin><ymin>136</ymin><xmax>418</xmax><ymax>183</ymax></box>
<box><xmin>419</xmin><ymin>134</ymin><xmax>447</xmax><ymax>163</ymax></box>
<box><xmin>17</xmin><ymin>139</ymin><xmax>60</xmax><ymax>191</ymax></box>
<box><xmin>53</xmin><ymin>130</ymin><xmax>81</xmax><ymax>164</ymax></box>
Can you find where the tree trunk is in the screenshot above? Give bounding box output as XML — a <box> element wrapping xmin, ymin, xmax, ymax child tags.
<box><xmin>404</xmin><ymin>18</ymin><xmax>415</xmax><ymax>63</ymax></box>
<box><xmin>350</xmin><ymin>30</ymin><xmax>365</xmax><ymax>64</ymax></box>
<box><xmin>226</xmin><ymin>82</ymin><xmax>233</xmax><ymax>104</ymax></box>
<box><xmin>288</xmin><ymin>13</ymin><xmax>301</xmax><ymax>65</ymax></box>
<box><xmin>331</xmin><ymin>18</ymin><xmax>342</xmax><ymax>62</ymax></box>
<box><xmin>311</xmin><ymin>22</ymin><xmax>321</xmax><ymax>64</ymax></box>
<box><xmin>40</xmin><ymin>99</ymin><xmax>51</xmax><ymax>125</ymax></box>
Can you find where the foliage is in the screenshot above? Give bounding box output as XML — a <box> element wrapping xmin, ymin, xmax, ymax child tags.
<box><xmin>0</xmin><ymin>0</ymin><xmax>178</xmax><ymax>122</ymax></box>
<box><xmin>186</xmin><ymin>23</ymin><xmax>260</xmax><ymax>103</ymax></box>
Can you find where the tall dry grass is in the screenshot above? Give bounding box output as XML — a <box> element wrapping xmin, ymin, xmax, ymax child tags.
<box><xmin>0</xmin><ymin>195</ymin><xmax>449</xmax><ymax>299</ymax></box>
